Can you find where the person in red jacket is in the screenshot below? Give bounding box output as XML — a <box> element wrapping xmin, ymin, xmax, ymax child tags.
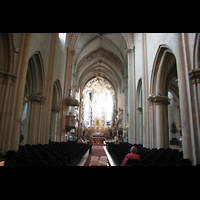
<box><xmin>121</xmin><ymin>146</ymin><xmax>140</xmax><ymax>166</ymax></box>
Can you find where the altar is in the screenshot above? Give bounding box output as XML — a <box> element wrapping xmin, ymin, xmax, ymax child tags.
<box><xmin>92</xmin><ymin>132</ymin><xmax>104</xmax><ymax>137</ymax></box>
<box><xmin>92</xmin><ymin>131</ymin><xmax>106</xmax><ymax>143</ymax></box>
<box><xmin>92</xmin><ymin>137</ymin><xmax>106</xmax><ymax>144</ymax></box>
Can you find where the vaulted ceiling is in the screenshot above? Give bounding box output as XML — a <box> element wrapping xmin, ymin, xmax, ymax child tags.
<box><xmin>73</xmin><ymin>33</ymin><xmax>130</xmax><ymax>96</ymax></box>
<box><xmin>74</xmin><ymin>33</ymin><xmax>128</xmax><ymax>67</ymax></box>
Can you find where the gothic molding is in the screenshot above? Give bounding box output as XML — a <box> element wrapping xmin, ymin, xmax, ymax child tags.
<box><xmin>148</xmin><ymin>94</ymin><xmax>171</xmax><ymax>105</ymax></box>
<box><xmin>51</xmin><ymin>106</ymin><xmax>61</xmax><ymax>112</ymax></box>
<box><xmin>27</xmin><ymin>93</ymin><xmax>46</xmax><ymax>103</ymax></box>
<box><xmin>70</xmin><ymin>49</ymin><xmax>76</xmax><ymax>55</ymax></box>
<box><xmin>0</xmin><ymin>70</ymin><xmax>17</xmax><ymax>86</ymax></box>
<box><xmin>154</xmin><ymin>95</ymin><xmax>170</xmax><ymax>105</ymax></box>
<box><xmin>126</xmin><ymin>46</ymin><xmax>135</xmax><ymax>54</ymax></box>
<box><xmin>188</xmin><ymin>68</ymin><xmax>200</xmax><ymax>84</ymax></box>
<box><xmin>148</xmin><ymin>95</ymin><xmax>154</xmax><ymax>106</ymax></box>
<box><xmin>137</xmin><ymin>107</ymin><xmax>143</xmax><ymax>114</ymax></box>
<box><xmin>76</xmin><ymin>47</ymin><xmax>124</xmax><ymax>76</ymax></box>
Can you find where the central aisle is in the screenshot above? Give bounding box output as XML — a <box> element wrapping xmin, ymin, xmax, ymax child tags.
<box><xmin>84</xmin><ymin>145</ymin><xmax>111</xmax><ymax>166</ymax></box>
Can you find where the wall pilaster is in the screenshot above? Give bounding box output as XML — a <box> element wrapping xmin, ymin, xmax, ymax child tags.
<box><xmin>126</xmin><ymin>46</ymin><xmax>136</xmax><ymax>144</ymax></box>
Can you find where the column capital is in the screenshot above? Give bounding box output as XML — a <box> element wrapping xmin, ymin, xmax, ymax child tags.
<box><xmin>188</xmin><ymin>68</ymin><xmax>200</xmax><ymax>84</ymax></box>
<box><xmin>154</xmin><ymin>94</ymin><xmax>170</xmax><ymax>105</ymax></box>
<box><xmin>126</xmin><ymin>46</ymin><xmax>135</xmax><ymax>54</ymax></box>
<box><xmin>0</xmin><ymin>70</ymin><xmax>17</xmax><ymax>86</ymax></box>
<box><xmin>148</xmin><ymin>95</ymin><xmax>154</xmax><ymax>106</ymax></box>
<box><xmin>70</xmin><ymin>49</ymin><xmax>76</xmax><ymax>55</ymax></box>
<box><xmin>148</xmin><ymin>94</ymin><xmax>170</xmax><ymax>105</ymax></box>
<box><xmin>27</xmin><ymin>93</ymin><xmax>46</xmax><ymax>103</ymax></box>
<box><xmin>137</xmin><ymin>107</ymin><xmax>143</xmax><ymax>114</ymax></box>
<box><xmin>51</xmin><ymin>106</ymin><xmax>61</xmax><ymax>112</ymax></box>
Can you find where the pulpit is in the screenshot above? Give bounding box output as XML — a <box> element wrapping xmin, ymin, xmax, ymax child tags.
<box><xmin>65</xmin><ymin>115</ymin><xmax>76</xmax><ymax>132</ymax></box>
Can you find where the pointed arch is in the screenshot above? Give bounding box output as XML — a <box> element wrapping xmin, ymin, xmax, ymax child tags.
<box><xmin>136</xmin><ymin>78</ymin><xmax>143</xmax><ymax>107</ymax></box>
<box><xmin>68</xmin><ymin>33</ymin><xmax>133</xmax><ymax>54</ymax></box>
<box><xmin>22</xmin><ymin>51</ymin><xmax>46</xmax><ymax>145</ymax></box>
<box><xmin>75</xmin><ymin>48</ymin><xmax>124</xmax><ymax>96</ymax></box>
<box><xmin>52</xmin><ymin>79</ymin><xmax>62</xmax><ymax>108</ymax></box>
<box><xmin>27</xmin><ymin>51</ymin><xmax>45</xmax><ymax>95</ymax></box>
<box><xmin>75</xmin><ymin>47</ymin><xmax>125</xmax><ymax>76</ymax></box>
<box><xmin>149</xmin><ymin>44</ymin><xmax>178</xmax><ymax>149</ymax></box>
<box><xmin>50</xmin><ymin>80</ymin><xmax>62</xmax><ymax>142</ymax></box>
<box><xmin>150</xmin><ymin>44</ymin><xmax>176</xmax><ymax>96</ymax></box>
<box><xmin>193</xmin><ymin>33</ymin><xmax>200</xmax><ymax>69</ymax></box>
<box><xmin>0</xmin><ymin>33</ymin><xmax>14</xmax><ymax>72</ymax></box>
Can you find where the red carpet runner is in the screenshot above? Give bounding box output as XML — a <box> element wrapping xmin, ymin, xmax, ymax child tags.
<box><xmin>84</xmin><ymin>145</ymin><xmax>111</xmax><ymax>166</ymax></box>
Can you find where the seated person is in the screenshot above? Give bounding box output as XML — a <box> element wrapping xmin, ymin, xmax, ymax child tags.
<box><xmin>121</xmin><ymin>146</ymin><xmax>140</xmax><ymax>166</ymax></box>
<box><xmin>115</xmin><ymin>140</ymin><xmax>119</xmax><ymax>144</ymax></box>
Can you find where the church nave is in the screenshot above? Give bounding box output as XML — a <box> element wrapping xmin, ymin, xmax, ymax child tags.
<box><xmin>0</xmin><ymin>33</ymin><xmax>200</xmax><ymax>166</ymax></box>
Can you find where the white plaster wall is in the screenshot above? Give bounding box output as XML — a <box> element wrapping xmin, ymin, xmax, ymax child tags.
<box><xmin>145</xmin><ymin>33</ymin><xmax>176</xmax><ymax>93</ymax></box>
<box><xmin>28</xmin><ymin>33</ymin><xmax>53</xmax><ymax>90</ymax></box>
<box><xmin>12</xmin><ymin>33</ymin><xmax>22</xmax><ymax>72</ymax></box>
<box><xmin>117</xmin><ymin>89</ymin><xmax>124</xmax><ymax>110</ymax></box>
<box><xmin>54</xmin><ymin>33</ymin><xmax>67</xmax><ymax>97</ymax></box>
<box><xmin>134</xmin><ymin>33</ymin><xmax>143</xmax><ymax>90</ymax></box>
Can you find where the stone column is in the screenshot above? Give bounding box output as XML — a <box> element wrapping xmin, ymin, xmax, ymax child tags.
<box><xmin>141</xmin><ymin>33</ymin><xmax>149</xmax><ymax>148</ymax></box>
<box><xmin>174</xmin><ymin>33</ymin><xmax>193</xmax><ymax>161</ymax></box>
<box><xmin>154</xmin><ymin>95</ymin><xmax>170</xmax><ymax>148</ymax></box>
<box><xmin>123</xmin><ymin>75</ymin><xmax>128</xmax><ymax>141</ymax></box>
<box><xmin>10</xmin><ymin>33</ymin><xmax>32</xmax><ymax>151</ymax></box>
<box><xmin>51</xmin><ymin>106</ymin><xmax>61</xmax><ymax>141</ymax></box>
<box><xmin>44</xmin><ymin>33</ymin><xmax>58</xmax><ymax>144</ymax></box>
<box><xmin>148</xmin><ymin>95</ymin><xmax>155</xmax><ymax>148</ymax></box>
<box><xmin>137</xmin><ymin>107</ymin><xmax>143</xmax><ymax>144</ymax></box>
<box><xmin>27</xmin><ymin>94</ymin><xmax>46</xmax><ymax>145</ymax></box>
<box><xmin>126</xmin><ymin>46</ymin><xmax>136</xmax><ymax>144</ymax></box>
<box><xmin>0</xmin><ymin>71</ymin><xmax>17</xmax><ymax>151</ymax></box>
<box><xmin>148</xmin><ymin>94</ymin><xmax>170</xmax><ymax>149</ymax></box>
<box><xmin>189</xmin><ymin>68</ymin><xmax>200</xmax><ymax>164</ymax></box>
<box><xmin>62</xmin><ymin>48</ymin><xmax>76</xmax><ymax>141</ymax></box>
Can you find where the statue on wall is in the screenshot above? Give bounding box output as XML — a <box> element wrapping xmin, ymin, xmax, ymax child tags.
<box><xmin>170</xmin><ymin>121</ymin><xmax>177</xmax><ymax>133</ymax></box>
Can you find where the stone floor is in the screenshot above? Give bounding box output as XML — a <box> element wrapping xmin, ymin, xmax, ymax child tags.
<box><xmin>77</xmin><ymin>145</ymin><xmax>117</xmax><ymax>166</ymax></box>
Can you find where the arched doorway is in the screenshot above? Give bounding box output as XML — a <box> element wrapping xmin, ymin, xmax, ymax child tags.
<box><xmin>21</xmin><ymin>52</ymin><xmax>46</xmax><ymax>145</ymax></box>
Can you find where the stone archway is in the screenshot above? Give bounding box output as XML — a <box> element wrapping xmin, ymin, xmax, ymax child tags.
<box><xmin>22</xmin><ymin>52</ymin><xmax>46</xmax><ymax>145</ymax></box>
<box><xmin>148</xmin><ymin>44</ymin><xmax>178</xmax><ymax>149</ymax></box>
<box><xmin>49</xmin><ymin>80</ymin><xmax>62</xmax><ymax>142</ymax></box>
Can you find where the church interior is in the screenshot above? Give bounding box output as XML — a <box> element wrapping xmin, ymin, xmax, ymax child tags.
<box><xmin>0</xmin><ymin>33</ymin><xmax>200</xmax><ymax>166</ymax></box>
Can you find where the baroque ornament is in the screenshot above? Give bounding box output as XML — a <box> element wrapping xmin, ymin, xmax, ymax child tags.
<box><xmin>81</xmin><ymin>77</ymin><xmax>116</xmax><ymax>128</ymax></box>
